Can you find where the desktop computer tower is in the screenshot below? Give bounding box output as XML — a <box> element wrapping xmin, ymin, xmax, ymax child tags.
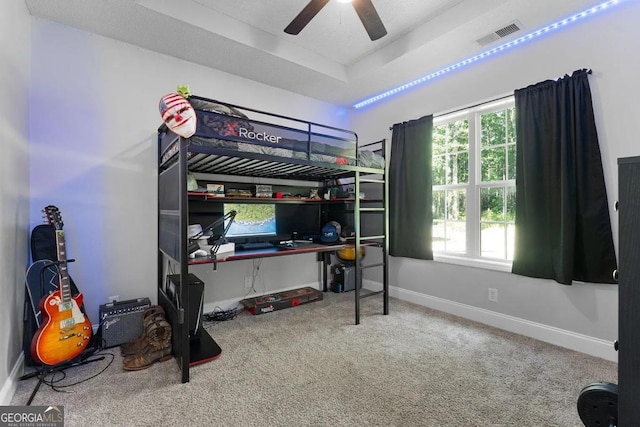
<box><xmin>166</xmin><ymin>273</ymin><xmax>205</xmax><ymax>340</ymax></box>
<box><xmin>330</xmin><ymin>263</ymin><xmax>356</xmax><ymax>293</ymax></box>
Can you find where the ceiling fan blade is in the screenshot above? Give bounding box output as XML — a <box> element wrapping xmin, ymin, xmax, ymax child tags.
<box><xmin>284</xmin><ymin>0</ymin><xmax>330</xmax><ymax>35</ymax></box>
<box><xmin>352</xmin><ymin>0</ymin><xmax>387</xmax><ymax>41</ymax></box>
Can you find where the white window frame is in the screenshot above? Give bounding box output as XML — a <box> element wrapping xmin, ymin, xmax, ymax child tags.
<box><xmin>432</xmin><ymin>96</ymin><xmax>515</xmax><ymax>272</ymax></box>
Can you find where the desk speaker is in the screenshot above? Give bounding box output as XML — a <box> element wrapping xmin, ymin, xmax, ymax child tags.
<box><xmin>98</xmin><ymin>298</ymin><xmax>151</xmax><ymax>348</ymax></box>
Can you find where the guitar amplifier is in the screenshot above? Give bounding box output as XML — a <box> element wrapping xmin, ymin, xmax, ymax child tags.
<box><xmin>98</xmin><ymin>297</ymin><xmax>151</xmax><ymax>348</ymax></box>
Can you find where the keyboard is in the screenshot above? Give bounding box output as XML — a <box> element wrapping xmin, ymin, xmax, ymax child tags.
<box><xmin>236</xmin><ymin>242</ymin><xmax>275</xmax><ymax>251</ymax></box>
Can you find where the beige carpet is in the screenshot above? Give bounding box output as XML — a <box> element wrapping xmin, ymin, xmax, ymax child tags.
<box><xmin>12</xmin><ymin>292</ymin><xmax>617</xmax><ymax>426</ymax></box>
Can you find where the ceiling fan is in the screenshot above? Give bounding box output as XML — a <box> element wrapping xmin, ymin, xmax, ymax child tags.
<box><xmin>284</xmin><ymin>0</ymin><xmax>387</xmax><ymax>41</ymax></box>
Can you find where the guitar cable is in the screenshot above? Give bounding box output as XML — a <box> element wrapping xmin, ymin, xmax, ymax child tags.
<box><xmin>35</xmin><ymin>314</ymin><xmax>124</xmax><ymax>394</ymax></box>
<box><xmin>34</xmin><ymin>349</ymin><xmax>115</xmax><ymax>394</ymax></box>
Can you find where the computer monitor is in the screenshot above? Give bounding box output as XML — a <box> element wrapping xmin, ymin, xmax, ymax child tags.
<box><xmin>224</xmin><ymin>203</ymin><xmax>277</xmax><ymax>239</ymax></box>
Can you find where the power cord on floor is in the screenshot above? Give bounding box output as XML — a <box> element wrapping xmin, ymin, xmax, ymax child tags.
<box><xmin>203</xmin><ymin>306</ymin><xmax>238</xmax><ymax>322</ymax></box>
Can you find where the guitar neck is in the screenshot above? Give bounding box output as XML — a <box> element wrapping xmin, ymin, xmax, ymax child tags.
<box><xmin>55</xmin><ymin>230</ymin><xmax>72</xmax><ymax>304</ymax></box>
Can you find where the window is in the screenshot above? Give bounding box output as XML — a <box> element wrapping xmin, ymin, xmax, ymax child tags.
<box><xmin>432</xmin><ymin>98</ymin><xmax>516</xmax><ymax>266</ymax></box>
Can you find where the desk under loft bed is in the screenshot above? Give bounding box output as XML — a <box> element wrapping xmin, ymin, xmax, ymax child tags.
<box><xmin>156</xmin><ymin>96</ymin><xmax>389</xmax><ymax>383</ymax></box>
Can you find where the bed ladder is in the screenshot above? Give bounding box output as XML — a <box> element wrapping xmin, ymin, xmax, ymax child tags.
<box><xmin>353</xmin><ymin>141</ymin><xmax>389</xmax><ymax>325</ymax></box>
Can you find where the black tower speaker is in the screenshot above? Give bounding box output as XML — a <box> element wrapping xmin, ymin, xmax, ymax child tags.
<box><xmin>166</xmin><ymin>274</ymin><xmax>205</xmax><ymax>339</ymax></box>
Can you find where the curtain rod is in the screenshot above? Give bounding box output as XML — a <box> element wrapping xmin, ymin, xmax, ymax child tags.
<box><xmin>389</xmin><ymin>93</ymin><xmax>514</xmax><ymax>131</ymax></box>
<box><xmin>388</xmin><ymin>68</ymin><xmax>592</xmax><ymax>130</ymax></box>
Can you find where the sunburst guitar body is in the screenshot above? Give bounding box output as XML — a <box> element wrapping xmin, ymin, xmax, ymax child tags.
<box><xmin>31</xmin><ymin>290</ymin><xmax>92</xmax><ymax>365</ymax></box>
<box><xmin>30</xmin><ymin>205</ymin><xmax>92</xmax><ymax>366</ymax></box>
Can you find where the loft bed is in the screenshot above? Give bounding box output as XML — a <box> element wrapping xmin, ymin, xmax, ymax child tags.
<box><xmin>158</xmin><ymin>95</ymin><xmax>386</xmax><ymax>180</ymax></box>
<box><xmin>156</xmin><ymin>95</ymin><xmax>389</xmax><ymax>383</ymax></box>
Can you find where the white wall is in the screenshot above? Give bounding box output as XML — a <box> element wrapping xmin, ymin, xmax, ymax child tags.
<box><xmin>0</xmin><ymin>1</ymin><xmax>31</xmax><ymax>403</ymax></box>
<box><xmin>28</xmin><ymin>19</ymin><xmax>350</xmax><ymax>327</ymax></box>
<box><xmin>351</xmin><ymin>0</ymin><xmax>640</xmax><ymax>360</ymax></box>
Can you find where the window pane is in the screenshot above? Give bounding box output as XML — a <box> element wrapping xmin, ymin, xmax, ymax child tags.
<box><xmin>446</xmin><ymin>190</ymin><xmax>466</xmax><ymax>220</ymax></box>
<box><xmin>481</xmin><ymin>110</ymin><xmax>507</xmax><ymax>147</ymax></box>
<box><xmin>449</xmin><ymin>120</ymin><xmax>469</xmax><ymax>153</ymax></box>
<box><xmin>447</xmin><ymin>152</ymin><xmax>469</xmax><ymax>184</ymax></box>
<box><xmin>433</xmin><ymin>155</ymin><xmax>446</xmax><ymax>185</ymax></box>
<box><xmin>432</xmin><ymin>221</ymin><xmax>445</xmax><ymax>252</ymax></box>
<box><xmin>433</xmin><ymin>190</ymin><xmax>445</xmax><ymax>220</ymax></box>
<box><xmin>507</xmin><ymin>107</ymin><xmax>516</xmax><ymax>144</ymax></box>
<box><xmin>481</xmin><ymin>223</ymin><xmax>506</xmax><ymax>259</ymax></box>
<box><xmin>507</xmin><ymin>144</ymin><xmax>516</xmax><ymax>180</ymax></box>
<box><xmin>446</xmin><ymin>221</ymin><xmax>466</xmax><ymax>253</ymax></box>
<box><xmin>506</xmin><ymin>186</ymin><xmax>516</xmax><ymax>222</ymax></box>
<box><xmin>433</xmin><ymin>126</ymin><xmax>446</xmax><ymax>156</ymax></box>
<box><xmin>481</xmin><ymin>147</ymin><xmax>507</xmax><ymax>182</ymax></box>
<box><xmin>480</xmin><ymin>187</ymin><xmax>504</xmax><ymax>221</ymax></box>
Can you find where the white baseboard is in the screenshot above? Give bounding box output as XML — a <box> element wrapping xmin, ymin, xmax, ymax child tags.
<box><xmin>363</xmin><ymin>280</ymin><xmax>618</xmax><ymax>363</ymax></box>
<box><xmin>1</xmin><ymin>352</ymin><xmax>24</xmax><ymax>405</ymax></box>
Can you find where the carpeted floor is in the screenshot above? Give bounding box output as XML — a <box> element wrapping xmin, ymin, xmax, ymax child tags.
<box><xmin>11</xmin><ymin>292</ymin><xmax>617</xmax><ymax>426</ymax></box>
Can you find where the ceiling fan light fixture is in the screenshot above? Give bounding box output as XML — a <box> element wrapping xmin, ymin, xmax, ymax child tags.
<box><xmin>284</xmin><ymin>0</ymin><xmax>386</xmax><ymax>41</ymax></box>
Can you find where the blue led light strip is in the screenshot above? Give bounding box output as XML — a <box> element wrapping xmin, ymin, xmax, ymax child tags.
<box><xmin>352</xmin><ymin>0</ymin><xmax>621</xmax><ymax>109</ymax></box>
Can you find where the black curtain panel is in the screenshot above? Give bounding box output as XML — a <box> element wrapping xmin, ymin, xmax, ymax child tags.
<box><xmin>389</xmin><ymin>115</ymin><xmax>434</xmax><ymax>259</ymax></box>
<box><xmin>512</xmin><ymin>69</ymin><xmax>617</xmax><ymax>285</ymax></box>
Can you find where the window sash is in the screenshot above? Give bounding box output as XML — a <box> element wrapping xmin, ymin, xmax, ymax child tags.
<box><xmin>432</xmin><ymin>97</ymin><xmax>515</xmax><ymax>263</ymax></box>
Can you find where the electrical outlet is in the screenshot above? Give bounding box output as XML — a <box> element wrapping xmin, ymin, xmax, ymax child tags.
<box><xmin>488</xmin><ymin>288</ymin><xmax>498</xmax><ymax>303</ymax></box>
<box><xmin>108</xmin><ymin>295</ymin><xmax>119</xmax><ymax>303</ymax></box>
<box><xmin>244</xmin><ymin>277</ymin><xmax>252</xmax><ymax>288</ymax></box>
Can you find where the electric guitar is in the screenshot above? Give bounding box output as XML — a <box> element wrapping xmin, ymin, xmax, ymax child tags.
<box><xmin>31</xmin><ymin>206</ymin><xmax>92</xmax><ymax>366</ymax></box>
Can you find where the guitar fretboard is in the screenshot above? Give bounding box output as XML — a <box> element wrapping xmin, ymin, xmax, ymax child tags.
<box><xmin>56</xmin><ymin>230</ymin><xmax>72</xmax><ymax>304</ymax></box>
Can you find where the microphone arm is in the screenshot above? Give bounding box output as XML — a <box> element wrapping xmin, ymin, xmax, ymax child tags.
<box><xmin>188</xmin><ymin>210</ymin><xmax>237</xmax><ymax>257</ymax></box>
<box><xmin>211</xmin><ymin>210</ymin><xmax>237</xmax><ymax>257</ymax></box>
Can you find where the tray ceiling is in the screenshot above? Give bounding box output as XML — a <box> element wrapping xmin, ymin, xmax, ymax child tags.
<box><xmin>25</xmin><ymin>0</ymin><xmax>607</xmax><ymax>107</ymax></box>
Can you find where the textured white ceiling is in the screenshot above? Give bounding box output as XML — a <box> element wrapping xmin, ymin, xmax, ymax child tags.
<box><xmin>193</xmin><ymin>0</ymin><xmax>465</xmax><ymax>66</ymax></box>
<box><xmin>24</xmin><ymin>0</ymin><xmax>605</xmax><ymax>107</ymax></box>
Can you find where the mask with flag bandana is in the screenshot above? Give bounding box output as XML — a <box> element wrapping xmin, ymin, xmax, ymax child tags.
<box><xmin>159</xmin><ymin>93</ymin><xmax>196</xmax><ymax>138</ymax></box>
